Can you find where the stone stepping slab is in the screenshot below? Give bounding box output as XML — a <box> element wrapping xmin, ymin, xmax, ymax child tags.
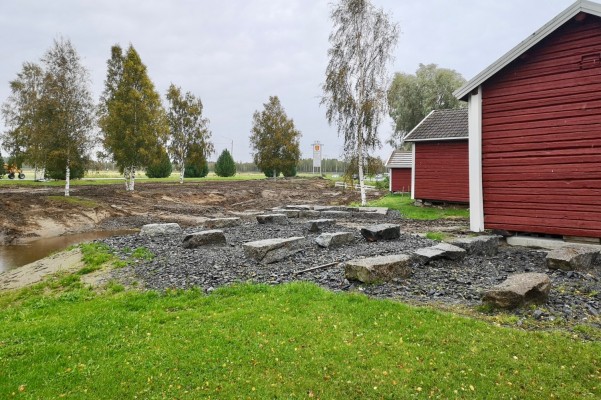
<box><xmin>306</xmin><ymin>219</ymin><xmax>335</xmax><ymax>233</ymax></box>
<box><xmin>256</xmin><ymin>214</ymin><xmax>288</xmax><ymax>224</ymax></box>
<box><xmin>182</xmin><ymin>230</ymin><xmax>226</xmax><ymax>248</ymax></box>
<box><xmin>482</xmin><ymin>272</ymin><xmax>551</xmax><ymax>309</ymax></box>
<box><xmin>360</xmin><ymin>223</ymin><xmax>401</xmax><ymax>242</ymax></box>
<box><xmin>243</xmin><ymin>237</ymin><xmax>304</xmax><ymax>264</ymax></box>
<box><xmin>202</xmin><ymin>217</ymin><xmax>241</xmax><ymax>229</ymax></box>
<box><xmin>270</xmin><ymin>209</ymin><xmax>300</xmax><ymax>218</ymax></box>
<box><xmin>140</xmin><ymin>223</ymin><xmax>182</xmax><ymax>237</ymax></box>
<box><xmin>546</xmin><ymin>245</ymin><xmax>599</xmax><ymax>271</ymax></box>
<box><xmin>413</xmin><ymin>242</ymin><xmax>466</xmax><ymax>263</ymax></box>
<box><xmin>450</xmin><ymin>235</ymin><xmax>500</xmax><ymax>256</ymax></box>
<box><xmin>315</xmin><ymin>232</ymin><xmax>355</xmax><ymax>248</ymax></box>
<box><xmin>344</xmin><ymin>254</ymin><xmax>413</xmax><ymax>283</ymax></box>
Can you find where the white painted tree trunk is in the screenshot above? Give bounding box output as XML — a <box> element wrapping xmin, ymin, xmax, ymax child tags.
<box><xmin>65</xmin><ymin>161</ymin><xmax>70</xmax><ymax>197</ymax></box>
<box><xmin>179</xmin><ymin>161</ymin><xmax>185</xmax><ymax>184</ymax></box>
<box><xmin>124</xmin><ymin>167</ymin><xmax>130</xmax><ymax>191</ymax></box>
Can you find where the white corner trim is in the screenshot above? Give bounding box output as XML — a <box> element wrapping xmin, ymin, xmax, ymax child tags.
<box><xmin>468</xmin><ymin>86</ymin><xmax>484</xmax><ymax>232</ymax></box>
<box><xmin>410</xmin><ymin>143</ymin><xmax>416</xmax><ymax>200</ymax></box>
<box><xmin>388</xmin><ymin>168</ymin><xmax>392</xmax><ymax>192</ymax></box>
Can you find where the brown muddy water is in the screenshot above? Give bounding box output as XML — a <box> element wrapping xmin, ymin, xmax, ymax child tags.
<box><xmin>0</xmin><ymin>230</ymin><xmax>136</xmax><ymax>273</ymax></box>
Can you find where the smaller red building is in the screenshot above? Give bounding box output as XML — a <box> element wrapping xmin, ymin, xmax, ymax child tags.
<box><xmin>404</xmin><ymin>108</ymin><xmax>469</xmax><ymax>203</ymax></box>
<box><xmin>385</xmin><ymin>150</ymin><xmax>412</xmax><ymax>193</ymax></box>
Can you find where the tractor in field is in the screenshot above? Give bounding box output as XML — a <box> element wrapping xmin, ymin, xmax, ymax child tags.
<box><xmin>2</xmin><ymin>163</ymin><xmax>25</xmax><ymax>179</ymax></box>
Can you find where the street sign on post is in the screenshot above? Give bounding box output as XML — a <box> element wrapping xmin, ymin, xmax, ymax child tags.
<box><xmin>312</xmin><ymin>142</ymin><xmax>322</xmax><ymax>174</ymax></box>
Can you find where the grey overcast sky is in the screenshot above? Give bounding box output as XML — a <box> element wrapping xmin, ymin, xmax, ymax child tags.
<box><xmin>0</xmin><ymin>0</ymin><xmax>576</xmax><ymax>162</ymax></box>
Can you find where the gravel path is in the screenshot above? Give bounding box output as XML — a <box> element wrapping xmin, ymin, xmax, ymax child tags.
<box><xmin>101</xmin><ymin>216</ymin><xmax>601</xmax><ymax>336</ymax></box>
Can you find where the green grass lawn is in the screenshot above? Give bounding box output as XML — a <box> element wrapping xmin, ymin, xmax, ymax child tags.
<box><xmin>367</xmin><ymin>193</ymin><xmax>470</xmax><ymax>220</ymax></box>
<box><xmin>0</xmin><ymin>277</ymin><xmax>599</xmax><ymax>399</ymax></box>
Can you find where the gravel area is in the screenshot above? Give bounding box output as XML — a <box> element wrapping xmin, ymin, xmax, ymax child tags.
<box><xmin>101</xmin><ymin>216</ymin><xmax>601</xmax><ymax>336</ymax></box>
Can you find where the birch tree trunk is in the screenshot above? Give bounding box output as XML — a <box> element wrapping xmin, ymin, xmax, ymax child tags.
<box><xmin>357</xmin><ymin>130</ymin><xmax>367</xmax><ymax>206</ymax></box>
<box><xmin>130</xmin><ymin>166</ymin><xmax>136</xmax><ymax>191</ymax></box>
<box><xmin>179</xmin><ymin>161</ymin><xmax>185</xmax><ymax>184</ymax></box>
<box><xmin>124</xmin><ymin>167</ymin><xmax>130</xmax><ymax>191</ymax></box>
<box><xmin>65</xmin><ymin>159</ymin><xmax>70</xmax><ymax>197</ymax></box>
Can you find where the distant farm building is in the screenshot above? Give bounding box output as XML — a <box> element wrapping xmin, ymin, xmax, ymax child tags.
<box><xmin>404</xmin><ymin>108</ymin><xmax>469</xmax><ymax>203</ymax></box>
<box><xmin>385</xmin><ymin>150</ymin><xmax>412</xmax><ymax>193</ymax></box>
<box><xmin>455</xmin><ymin>0</ymin><xmax>601</xmax><ymax>240</ymax></box>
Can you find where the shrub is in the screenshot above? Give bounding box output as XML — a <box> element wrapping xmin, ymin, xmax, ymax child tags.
<box><xmin>0</xmin><ymin>154</ymin><xmax>5</xmax><ymax>178</ymax></box>
<box><xmin>262</xmin><ymin>168</ymin><xmax>280</xmax><ymax>178</ymax></box>
<box><xmin>145</xmin><ymin>150</ymin><xmax>173</xmax><ymax>178</ymax></box>
<box><xmin>184</xmin><ymin>159</ymin><xmax>209</xmax><ymax>178</ymax></box>
<box><xmin>214</xmin><ymin>149</ymin><xmax>236</xmax><ymax>177</ymax></box>
<box><xmin>45</xmin><ymin>151</ymin><xmax>87</xmax><ymax>180</ymax></box>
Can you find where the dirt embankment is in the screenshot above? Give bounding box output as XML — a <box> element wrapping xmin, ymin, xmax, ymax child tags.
<box><xmin>0</xmin><ymin>178</ymin><xmax>384</xmax><ymax>244</ymax></box>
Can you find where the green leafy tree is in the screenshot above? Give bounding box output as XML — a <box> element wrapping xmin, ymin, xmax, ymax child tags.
<box><xmin>250</xmin><ymin>96</ymin><xmax>301</xmax><ymax>178</ymax></box>
<box><xmin>166</xmin><ymin>84</ymin><xmax>213</xmax><ymax>183</ymax></box>
<box><xmin>321</xmin><ymin>0</ymin><xmax>398</xmax><ymax>205</ymax></box>
<box><xmin>387</xmin><ymin>63</ymin><xmax>466</xmax><ymax>148</ymax></box>
<box><xmin>45</xmin><ymin>150</ymin><xmax>87</xmax><ymax>180</ymax></box>
<box><xmin>40</xmin><ymin>37</ymin><xmax>95</xmax><ymax>195</ymax></box>
<box><xmin>99</xmin><ymin>44</ymin><xmax>168</xmax><ymax>191</ymax></box>
<box><xmin>214</xmin><ymin>149</ymin><xmax>236</xmax><ymax>177</ymax></box>
<box><xmin>0</xmin><ymin>153</ymin><xmax>5</xmax><ymax>178</ymax></box>
<box><xmin>145</xmin><ymin>147</ymin><xmax>172</xmax><ymax>178</ymax></box>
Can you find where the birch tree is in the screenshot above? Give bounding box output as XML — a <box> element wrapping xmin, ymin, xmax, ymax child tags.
<box><xmin>165</xmin><ymin>84</ymin><xmax>213</xmax><ymax>183</ymax></box>
<box><xmin>99</xmin><ymin>45</ymin><xmax>168</xmax><ymax>191</ymax></box>
<box><xmin>322</xmin><ymin>0</ymin><xmax>398</xmax><ymax>205</ymax></box>
<box><xmin>41</xmin><ymin>38</ymin><xmax>95</xmax><ymax>195</ymax></box>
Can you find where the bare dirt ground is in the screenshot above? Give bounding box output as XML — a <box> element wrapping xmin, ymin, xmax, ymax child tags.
<box><xmin>3</xmin><ymin>178</ymin><xmax>457</xmax><ymax>244</ymax></box>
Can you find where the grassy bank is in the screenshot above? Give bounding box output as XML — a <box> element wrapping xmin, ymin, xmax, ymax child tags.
<box><xmin>0</xmin><ymin>278</ymin><xmax>599</xmax><ymax>399</ymax></box>
<box><xmin>367</xmin><ymin>193</ymin><xmax>470</xmax><ymax>220</ymax></box>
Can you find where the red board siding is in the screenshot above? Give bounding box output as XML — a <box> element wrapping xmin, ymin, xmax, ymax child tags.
<box><xmin>482</xmin><ymin>15</ymin><xmax>601</xmax><ymax>238</ymax></box>
<box><xmin>413</xmin><ymin>141</ymin><xmax>469</xmax><ymax>203</ymax></box>
<box><xmin>391</xmin><ymin>168</ymin><xmax>411</xmax><ymax>192</ymax></box>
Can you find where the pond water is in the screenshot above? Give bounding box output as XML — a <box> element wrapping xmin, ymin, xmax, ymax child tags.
<box><xmin>0</xmin><ymin>230</ymin><xmax>136</xmax><ymax>273</ymax></box>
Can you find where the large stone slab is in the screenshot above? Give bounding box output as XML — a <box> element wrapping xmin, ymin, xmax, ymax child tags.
<box><xmin>140</xmin><ymin>223</ymin><xmax>182</xmax><ymax>237</ymax></box>
<box><xmin>354</xmin><ymin>207</ymin><xmax>389</xmax><ymax>220</ymax></box>
<box><xmin>546</xmin><ymin>246</ymin><xmax>599</xmax><ymax>271</ymax></box>
<box><xmin>182</xmin><ymin>230</ymin><xmax>226</xmax><ymax>248</ymax></box>
<box><xmin>202</xmin><ymin>217</ymin><xmax>241</xmax><ymax>229</ymax></box>
<box><xmin>271</xmin><ymin>209</ymin><xmax>300</xmax><ymax>218</ymax></box>
<box><xmin>413</xmin><ymin>243</ymin><xmax>466</xmax><ymax>263</ymax></box>
<box><xmin>360</xmin><ymin>223</ymin><xmax>401</xmax><ymax>242</ymax></box>
<box><xmin>320</xmin><ymin>210</ymin><xmax>351</xmax><ymax>219</ymax></box>
<box><xmin>345</xmin><ymin>254</ymin><xmax>413</xmax><ymax>283</ymax></box>
<box><xmin>306</xmin><ymin>219</ymin><xmax>335</xmax><ymax>233</ymax></box>
<box><xmin>300</xmin><ymin>210</ymin><xmax>321</xmax><ymax>218</ymax></box>
<box><xmin>482</xmin><ymin>273</ymin><xmax>551</xmax><ymax>309</ymax></box>
<box><xmin>256</xmin><ymin>214</ymin><xmax>288</xmax><ymax>224</ymax></box>
<box><xmin>243</xmin><ymin>237</ymin><xmax>304</xmax><ymax>264</ymax></box>
<box><xmin>285</xmin><ymin>204</ymin><xmax>312</xmax><ymax>210</ymax></box>
<box><xmin>450</xmin><ymin>235</ymin><xmax>500</xmax><ymax>256</ymax></box>
<box><xmin>315</xmin><ymin>232</ymin><xmax>355</xmax><ymax>248</ymax></box>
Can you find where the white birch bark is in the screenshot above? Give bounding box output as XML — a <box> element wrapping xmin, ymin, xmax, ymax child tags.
<box><xmin>357</xmin><ymin>134</ymin><xmax>367</xmax><ymax>206</ymax></box>
<box><xmin>64</xmin><ymin>160</ymin><xmax>70</xmax><ymax>197</ymax></box>
<box><xmin>130</xmin><ymin>166</ymin><xmax>136</xmax><ymax>191</ymax></box>
<box><xmin>124</xmin><ymin>167</ymin><xmax>130</xmax><ymax>191</ymax></box>
<box><xmin>179</xmin><ymin>161</ymin><xmax>185</xmax><ymax>184</ymax></box>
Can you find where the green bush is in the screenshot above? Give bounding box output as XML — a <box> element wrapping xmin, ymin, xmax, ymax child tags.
<box><xmin>45</xmin><ymin>151</ymin><xmax>87</xmax><ymax>180</ymax></box>
<box><xmin>281</xmin><ymin>165</ymin><xmax>297</xmax><ymax>177</ymax></box>
<box><xmin>262</xmin><ymin>168</ymin><xmax>280</xmax><ymax>178</ymax></box>
<box><xmin>214</xmin><ymin>149</ymin><xmax>236</xmax><ymax>177</ymax></box>
<box><xmin>184</xmin><ymin>159</ymin><xmax>209</xmax><ymax>178</ymax></box>
<box><xmin>375</xmin><ymin>176</ymin><xmax>389</xmax><ymax>189</ymax></box>
<box><xmin>145</xmin><ymin>150</ymin><xmax>173</xmax><ymax>178</ymax></box>
<box><xmin>0</xmin><ymin>153</ymin><xmax>5</xmax><ymax>178</ymax></box>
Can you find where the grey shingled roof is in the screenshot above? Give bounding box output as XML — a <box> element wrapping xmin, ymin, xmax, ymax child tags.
<box><xmin>385</xmin><ymin>150</ymin><xmax>412</xmax><ymax>168</ymax></box>
<box><xmin>404</xmin><ymin>108</ymin><xmax>468</xmax><ymax>142</ymax></box>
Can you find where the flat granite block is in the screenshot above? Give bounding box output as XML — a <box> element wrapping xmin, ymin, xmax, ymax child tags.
<box><xmin>315</xmin><ymin>232</ymin><xmax>355</xmax><ymax>248</ymax></box>
<box><xmin>256</xmin><ymin>214</ymin><xmax>289</xmax><ymax>224</ymax></box>
<box><xmin>360</xmin><ymin>223</ymin><xmax>401</xmax><ymax>242</ymax></box>
<box><xmin>306</xmin><ymin>219</ymin><xmax>335</xmax><ymax>233</ymax></box>
<box><xmin>182</xmin><ymin>230</ymin><xmax>227</xmax><ymax>248</ymax></box>
<box><xmin>345</xmin><ymin>254</ymin><xmax>413</xmax><ymax>283</ymax></box>
<box><xmin>243</xmin><ymin>237</ymin><xmax>304</xmax><ymax>264</ymax></box>
<box><xmin>140</xmin><ymin>223</ymin><xmax>182</xmax><ymax>237</ymax></box>
<box><xmin>202</xmin><ymin>217</ymin><xmax>241</xmax><ymax>229</ymax></box>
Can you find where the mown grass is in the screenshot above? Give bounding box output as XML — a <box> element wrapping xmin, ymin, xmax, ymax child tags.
<box><xmin>0</xmin><ymin>280</ymin><xmax>599</xmax><ymax>399</ymax></box>
<box><xmin>367</xmin><ymin>193</ymin><xmax>470</xmax><ymax>220</ymax></box>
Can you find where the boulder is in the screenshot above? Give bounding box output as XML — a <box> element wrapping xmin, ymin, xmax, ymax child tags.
<box><xmin>315</xmin><ymin>232</ymin><xmax>355</xmax><ymax>248</ymax></box>
<box><xmin>345</xmin><ymin>254</ymin><xmax>413</xmax><ymax>283</ymax></box>
<box><xmin>243</xmin><ymin>237</ymin><xmax>304</xmax><ymax>264</ymax></box>
<box><xmin>482</xmin><ymin>273</ymin><xmax>551</xmax><ymax>309</ymax></box>
<box><xmin>256</xmin><ymin>214</ymin><xmax>288</xmax><ymax>225</ymax></box>
<box><xmin>306</xmin><ymin>219</ymin><xmax>335</xmax><ymax>233</ymax></box>
<box><xmin>413</xmin><ymin>243</ymin><xmax>466</xmax><ymax>263</ymax></box>
<box><xmin>271</xmin><ymin>209</ymin><xmax>300</xmax><ymax>218</ymax></box>
<box><xmin>300</xmin><ymin>210</ymin><xmax>321</xmax><ymax>218</ymax></box>
<box><xmin>546</xmin><ymin>246</ymin><xmax>599</xmax><ymax>271</ymax></box>
<box><xmin>360</xmin><ymin>223</ymin><xmax>401</xmax><ymax>242</ymax></box>
<box><xmin>182</xmin><ymin>230</ymin><xmax>226</xmax><ymax>248</ymax></box>
<box><xmin>202</xmin><ymin>217</ymin><xmax>241</xmax><ymax>229</ymax></box>
<box><xmin>140</xmin><ymin>223</ymin><xmax>182</xmax><ymax>237</ymax></box>
<box><xmin>450</xmin><ymin>235</ymin><xmax>500</xmax><ymax>256</ymax></box>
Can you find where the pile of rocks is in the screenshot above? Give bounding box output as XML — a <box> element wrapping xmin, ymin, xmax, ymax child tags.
<box><xmin>100</xmin><ymin>206</ymin><xmax>601</xmax><ymax>330</ymax></box>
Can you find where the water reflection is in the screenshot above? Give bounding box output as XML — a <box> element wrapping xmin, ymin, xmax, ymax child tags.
<box><xmin>0</xmin><ymin>230</ymin><xmax>136</xmax><ymax>273</ymax></box>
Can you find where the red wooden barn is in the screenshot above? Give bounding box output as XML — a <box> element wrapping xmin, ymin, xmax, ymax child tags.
<box><xmin>385</xmin><ymin>150</ymin><xmax>412</xmax><ymax>193</ymax></box>
<box><xmin>404</xmin><ymin>108</ymin><xmax>469</xmax><ymax>203</ymax></box>
<box><xmin>455</xmin><ymin>0</ymin><xmax>601</xmax><ymax>239</ymax></box>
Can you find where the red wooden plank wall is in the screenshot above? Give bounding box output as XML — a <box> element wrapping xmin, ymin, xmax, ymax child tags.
<box><xmin>482</xmin><ymin>15</ymin><xmax>601</xmax><ymax>238</ymax></box>
<box><xmin>413</xmin><ymin>141</ymin><xmax>469</xmax><ymax>203</ymax></box>
<box><xmin>391</xmin><ymin>168</ymin><xmax>411</xmax><ymax>192</ymax></box>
